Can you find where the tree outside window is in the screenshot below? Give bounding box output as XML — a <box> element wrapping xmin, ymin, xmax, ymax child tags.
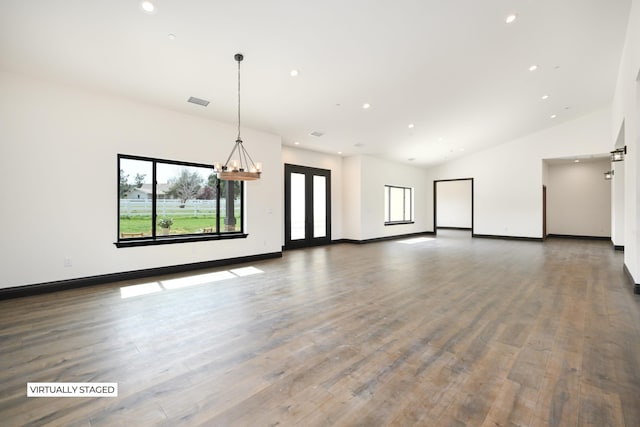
<box><xmin>117</xmin><ymin>155</ymin><xmax>244</xmax><ymax>244</ymax></box>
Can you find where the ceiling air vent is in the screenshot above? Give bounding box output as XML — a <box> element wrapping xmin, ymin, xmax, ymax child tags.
<box><xmin>309</xmin><ymin>131</ymin><xmax>324</xmax><ymax>137</ymax></box>
<box><xmin>188</xmin><ymin>96</ymin><xmax>210</xmax><ymax>107</ymax></box>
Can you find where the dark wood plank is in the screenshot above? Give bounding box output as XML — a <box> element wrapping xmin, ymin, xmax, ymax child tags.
<box><xmin>1</xmin><ymin>230</ymin><xmax>639</xmax><ymax>426</ymax></box>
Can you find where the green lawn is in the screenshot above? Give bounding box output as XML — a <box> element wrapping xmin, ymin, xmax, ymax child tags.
<box><xmin>119</xmin><ymin>215</ymin><xmax>241</xmax><ymax>237</ymax></box>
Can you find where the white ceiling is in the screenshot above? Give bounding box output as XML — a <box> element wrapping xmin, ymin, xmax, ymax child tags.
<box><xmin>0</xmin><ymin>0</ymin><xmax>631</xmax><ymax>166</ymax></box>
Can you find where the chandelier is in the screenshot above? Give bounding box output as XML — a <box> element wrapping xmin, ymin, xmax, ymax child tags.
<box><xmin>214</xmin><ymin>53</ymin><xmax>262</xmax><ymax>181</ymax></box>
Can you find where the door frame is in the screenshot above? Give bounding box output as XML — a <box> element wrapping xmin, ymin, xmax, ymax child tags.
<box><xmin>542</xmin><ymin>185</ymin><xmax>547</xmax><ymax>240</ymax></box>
<box><xmin>433</xmin><ymin>178</ymin><xmax>474</xmax><ymax>235</ymax></box>
<box><xmin>284</xmin><ymin>164</ymin><xmax>332</xmax><ymax>249</ymax></box>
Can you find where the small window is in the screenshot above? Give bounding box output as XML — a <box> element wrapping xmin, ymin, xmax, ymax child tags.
<box><xmin>117</xmin><ymin>154</ymin><xmax>245</xmax><ymax>247</ymax></box>
<box><xmin>384</xmin><ymin>185</ymin><xmax>413</xmax><ymax>225</ymax></box>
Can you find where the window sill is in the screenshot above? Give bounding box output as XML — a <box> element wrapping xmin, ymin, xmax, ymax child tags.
<box><xmin>114</xmin><ymin>233</ymin><xmax>248</xmax><ymax>248</ymax></box>
<box><xmin>384</xmin><ymin>221</ymin><xmax>415</xmax><ymax>226</ymax></box>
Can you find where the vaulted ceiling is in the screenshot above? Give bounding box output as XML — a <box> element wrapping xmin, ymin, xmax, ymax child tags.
<box><xmin>0</xmin><ymin>0</ymin><xmax>631</xmax><ymax>166</ymax></box>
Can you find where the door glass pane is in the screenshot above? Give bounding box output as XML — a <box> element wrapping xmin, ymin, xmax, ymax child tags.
<box><xmin>313</xmin><ymin>175</ymin><xmax>326</xmax><ymax>238</ymax></box>
<box><xmin>290</xmin><ymin>173</ymin><xmax>306</xmax><ymax>240</ymax></box>
<box><xmin>404</xmin><ymin>188</ymin><xmax>412</xmax><ymax>221</ymax></box>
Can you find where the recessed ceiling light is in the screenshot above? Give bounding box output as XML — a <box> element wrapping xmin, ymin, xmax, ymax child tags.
<box><xmin>505</xmin><ymin>14</ymin><xmax>517</xmax><ymax>24</ymax></box>
<box><xmin>529</xmin><ymin>65</ymin><xmax>538</xmax><ymax>72</ymax></box>
<box><xmin>337</xmin><ymin>151</ymin><xmax>343</xmax><ymax>155</ymax></box>
<box><xmin>574</xmin><ymin>159</ymin><xmax>580</xmax><ymax>163</ymax></box>
<box><xmin>294</xmin><ymin>141</ymin><xmax>300</xmax><ymax>145</ymax></box>
<box><xmin>541</xmin><ymin>94</ymin><xmax>549</xmax><ymax>100</ymax></box>
<box><xmin>550</xmin><ymin>114</ymin><xmax>557</xmax><ymax>119</ymax></box>
<box><xmin>167</xmin><ymin>33</ymin><xmax>176</xmax><ymax>40</ymax></box>
<box><xmin>290</xmin><ymin>69</ymin><xmax>299</xmax><ymax>77</ymax></box>
<box><xmin>140</xmin><ymin>1</ymin><xmax>155</xmax><ymax>13</ymax></box>
<box><xmin>362</xmin><ymin>103</ymin><xmax>371</xmax><ymax>109</ymax></box>
<box><xmin>408</xmin><ymin>123</ymin><xmax>415</xmax><ymax>129</ymax></box>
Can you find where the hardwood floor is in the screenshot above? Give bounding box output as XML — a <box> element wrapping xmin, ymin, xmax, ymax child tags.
<box><xmin>1</xmin><ymin>230</ymin><xmax>639</xmax><ymax>426</ymax></box>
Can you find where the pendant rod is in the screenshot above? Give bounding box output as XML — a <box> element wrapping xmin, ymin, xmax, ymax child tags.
<box><xmin>235</xmin><ymin>53</ymin><xmax>243</xmax><ymax>142</ymax></box>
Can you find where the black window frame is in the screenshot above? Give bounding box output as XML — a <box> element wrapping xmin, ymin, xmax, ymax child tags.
<box><xmin>115</xmin><ymin>154</ymin><xmax>246</xmax><ymax>248</ymax></box>
<box><xmin>384</xmin><ymin>184</ymin><xmax>414</xmax><ymax>225</ymax></box>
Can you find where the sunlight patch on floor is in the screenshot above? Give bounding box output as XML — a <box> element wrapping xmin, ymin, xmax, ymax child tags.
<box><xmin>120</xmin><ymin>266</ymin><xmax>265</xmax><ymax>298</ymax></box>
<box><xmin>397</xmin><ymin>237</ymin><xmax>435</xmax><ymax>244</ymax></box>
<box><xmin>161</xmin><ymin>271</ymin><xmax>237</xmax><ymax>289</ymax></box>
<box><xmin>120</xmin><ymin>282</ymin><xmax>163</xmax><ymax>298</ymax></box>
<box><xmin>230</xmin><ymin>266</ymin><xmax>264</xmax><ymax>277</ymax></box>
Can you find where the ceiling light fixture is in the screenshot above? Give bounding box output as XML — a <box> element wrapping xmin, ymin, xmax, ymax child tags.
<box><xmin>362</xmin><ymin>103</ymin><xmax>371</xmax><ymax>109</ymax></box>
<box><xmin>550</xmin><ymin>114</ymin><xmax>557</xmax><ymax>119</ymax></box>
<box><xmin>541</xmin><ymin>94</ymin><xmax>549</xmax><ymax>100</ymax></box>
<box><xmin>290</xmin><ymin>69</ymin><xmax>299</xmax><ymax>77</ymax></box>
<box><xmin>529</xmin><ymin>65</ymin><xmax>538</xmax><ymax>71</ymax></box>
<box><xmin>408</xmin><ymin>123</ymin><xmax>415</xmax><ymax>129</ymax></box>
<box><xmin>140</xmin><ymin>1</ymin><xmax>155</xmax><ymax>13</ymax></box>
<box><xmin>168</xmin><ymin>33</ymin><xmax>176</xmax><ymax>40</ymax></box>
<box><xmin>505</xmin><ymin>14</ymin><xmax>517</xmax><ymax>24</ymax></box>
<box><xmin>213</xmin><ymin>53</ymin><xmax>261</xmax><ymax>181</ymax></box>
<box><xmin>611</xmin><ymin>146</ymin><xmax>627</xmax><ymax>162</ymax></box>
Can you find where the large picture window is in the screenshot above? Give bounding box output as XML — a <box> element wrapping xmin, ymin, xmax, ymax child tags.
<box><xmin>384</xmin><ymin>185</ymin><xmax>414</xmax><ymax>225</ymax></box>
<box><xmin>117</xmin><ymin>154</ymin><xmax>244</xmax><ymax>247</ymax></box>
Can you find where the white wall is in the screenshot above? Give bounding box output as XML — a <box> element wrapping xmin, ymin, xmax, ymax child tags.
<box><xmin>342</xmin><ymin>155</ymin><xmax>363</xmax><ymax>240</ymax></box>
<box><xmin>546</xmin><ymin>159</ymin><xmax>611</xmax><ymax>237</ymax></box>
<box><xmin>359</xmin><ymin>155</ymin><xmax>431</xmax><ymax>240</ymax></box>
<box><xmin>281</xmin><ymin>146</ymin><xmax>343</xmax><ymax>241</ymax></box>
<box><xmin>0</xmin><ymin>71</ymin><xmax>282</xmax><ymax>289</ymax></box>
<box><xmin>611</xmin><ymin>0</ymin><xmax>640</xmax><ymax>283</ymax></box>
<box><xmin>436</xmin><ymin>180</ymin><xmax>472</xmax><ymax>228</ymax></box>
<box><xmin>425</xmin><ymin>109</ymin><xmax>612</xmax><ymax>238</ymax></box>
<box><xmin>281</xmin><ymin>152</ymin><xmax>432</xmax><ymax>242</ymax></box>
<box><xmin>612</xmin><ymin>143</ymin><xmax>626</xmax><ymax>246</ymax></box>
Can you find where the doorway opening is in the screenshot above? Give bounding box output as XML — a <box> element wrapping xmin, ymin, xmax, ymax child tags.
<box><xmin>434</xmin><ymin>178</ymin><xmax>474</xmax><ymax>235</ymax></box>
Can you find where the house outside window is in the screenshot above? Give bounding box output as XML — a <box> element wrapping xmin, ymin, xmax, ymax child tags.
<box><xmin>117</xmin><ymin>154</ymin><xmax>244</xmax><ymax>247</ymax></box>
